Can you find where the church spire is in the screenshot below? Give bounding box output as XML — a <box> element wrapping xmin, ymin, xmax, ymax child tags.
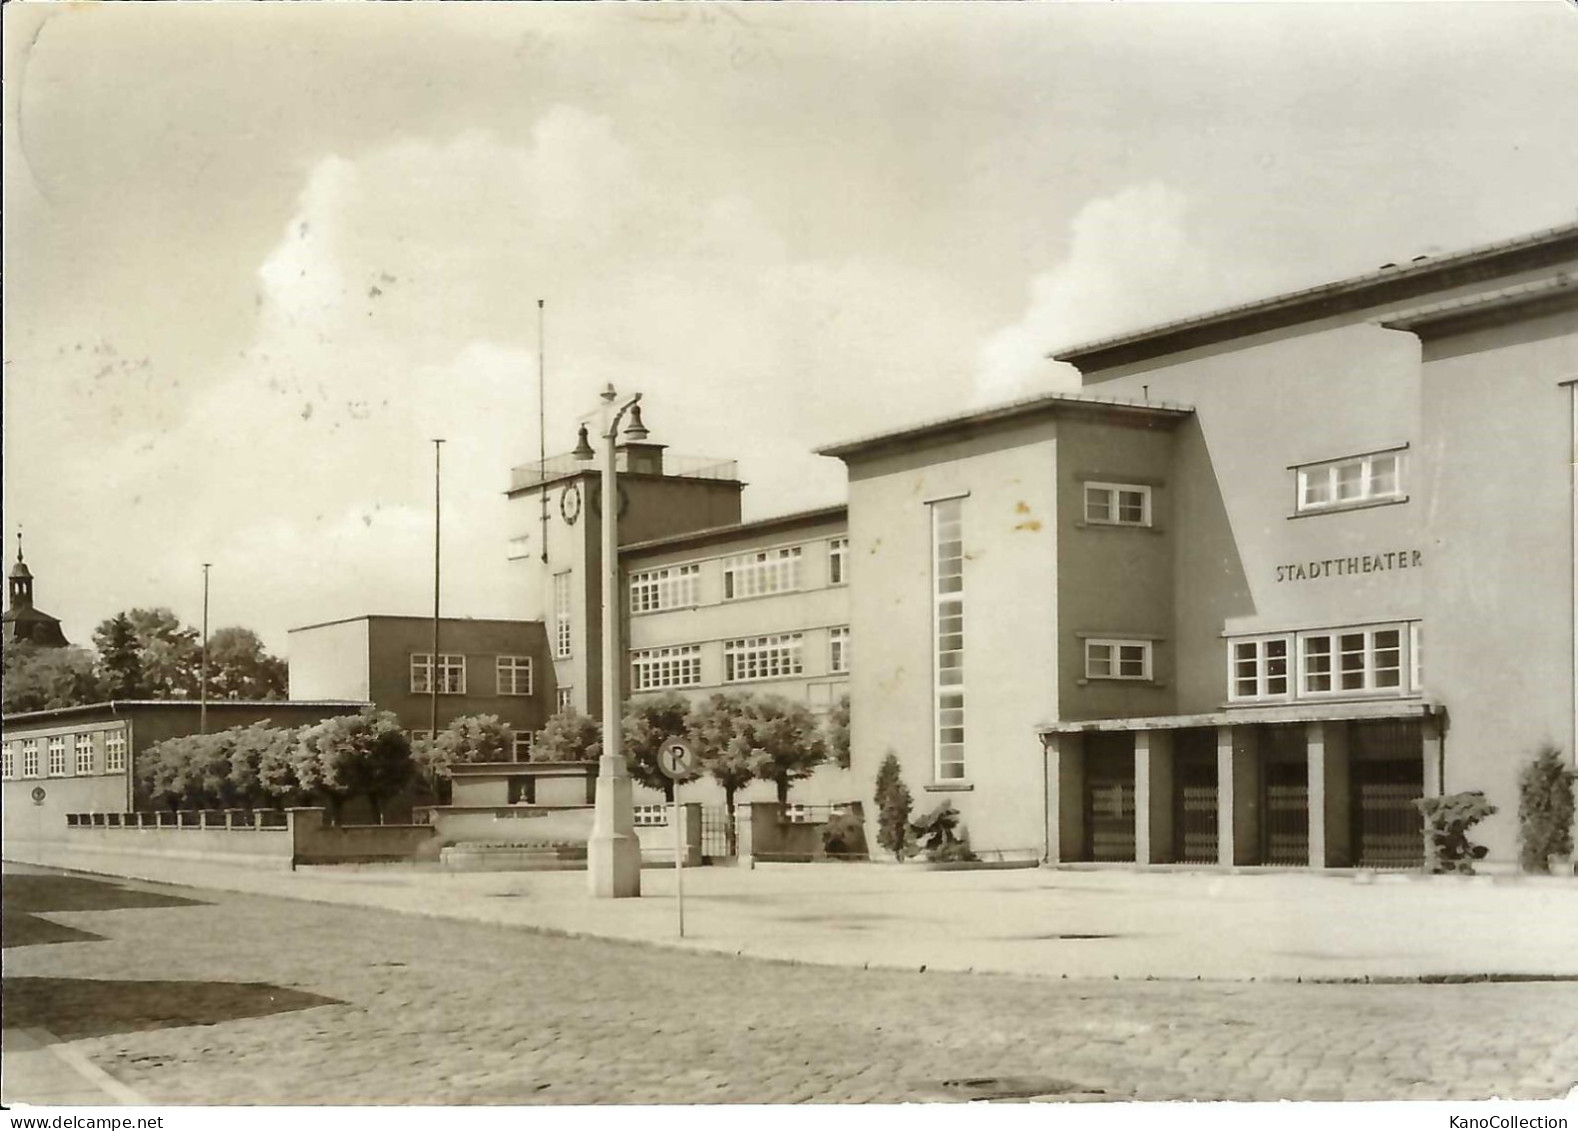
<box><xmin>10</xmin><ymin>530</ymin><xmax>34</xmax><ymax>611</ymax></box>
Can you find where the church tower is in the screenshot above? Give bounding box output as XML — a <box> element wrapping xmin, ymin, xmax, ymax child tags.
<box><xmin>3</xmin><ymin>534</ymin><xmax>70</xmax><ymax>648</ymax></box>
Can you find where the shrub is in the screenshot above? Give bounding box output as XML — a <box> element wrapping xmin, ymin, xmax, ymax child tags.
<box><xmin>873</xmin><ymin>752</ymin><xmax>913</xmax><ymax>860</ymax></box>
<box><xmin>821</xmin><ymin>806</ymin><xmax>868</xmax><ymax>859</ymax></box>
<box><xmin>1414</xmin><ymin>791</ymin><xmax>1498</xmax><ymax>875</ymax></box>
<box><xmin>1518</xmin><ymin>746</ymin><xmax>1576</xmax><ymax>874</ymax></box>
<box><xmin>910</xmin><ymin>801</ymin><xmax>978</xmax><ymax>863</ymax></box>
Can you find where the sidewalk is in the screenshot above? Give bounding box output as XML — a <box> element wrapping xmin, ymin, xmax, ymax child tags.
<box><xmin>1</xmin><ymin>1028</ymin><xmax>148</xmax><ymax>1107</ymax></box>
<box><xmin>8</xmin><ymin>841</ymin><xmax>1577</xmax><ymax>982</ymax></box>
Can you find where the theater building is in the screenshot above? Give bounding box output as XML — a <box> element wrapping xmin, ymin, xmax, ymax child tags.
<box><xmin>821</xmin><ymin>222</ymin><xmax>1576</xmax><ymax>867</ymax></box>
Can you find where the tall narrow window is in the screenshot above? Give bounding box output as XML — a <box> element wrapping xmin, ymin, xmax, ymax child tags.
<box><xmin>553</xmin><ymin>572</ymin><xmax>573</xmax><ymax>658</ymax></box>
<box><xmin>556</xmin><ymin>688</ymin><xmax>574</xmax><ymax>712</ymax></box>
<box><xmin>829</xmin><ymin>626</ymin><xmax>850</xmax><ymax>674</ymax></box>
<box><xmin>2</xmin><ymin>743</ymin><xmax>14</xmax><ymax>780</ymax></box>
<box><xmin>47</xmin><ymin>736</ymin><xmax>67</xmax><ymax>777</ymax></box>
<box><xmin>22</xmin><ymin>739</ymin><xmax>40</xmax><ymax>778</ymax></box>
<box><xmin>75</xmin><ymin>734</ymin><xmax>94</xmax><ymax>776</ymax></box>
<box><xmin>828</xmin><ymin>538</ymin><xmax>849</xmax><ymax>585</ymax></box>
<box><xmin>933</xmin><ymin>498</ymin><xmax>965</xmax><ymax>781</ymax></box>
<box><xmin>512</xmin><ymin>731</ymin><xmax>533</xmax><ymax>761</ymax></box>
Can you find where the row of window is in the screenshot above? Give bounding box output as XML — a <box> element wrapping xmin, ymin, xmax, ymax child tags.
<box><xmin>1229</xmin><ymin>623</ymin><xmax>1422</xmax><ymax>702</ymax></box>
<box><xmin>3</xmin><ymin>731</ymin><xmax>128</xmax><ymax>780</ymax></box>
<box><xmin>409</xmin><ymin>654</ymin><xmax>535</xmax><ymax>696</ymax></box>
<box><xmin>627</xmin><ymin>537</ymin><xmax>849</xmax><ymax>616</ymax></box>
<box><xmin>630</xmin><ymin>628</ymin><xmax>850</xmax><ymax>692</ymax></box>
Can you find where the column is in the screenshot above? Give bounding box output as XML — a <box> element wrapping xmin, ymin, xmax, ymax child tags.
<box><xmin>1135</xmin><ymin>730</ymin><xmax>1175</xmax><ymax>864</ymax></box>
<box><xmin>1307</xmin><ymin>720</ymin><xmax>1351</xmax><ymax>868</ymax></box>
<box><xmin>1044</xmin><ymin>732</ymin><xmax>1085</xmax><ymax>863</ymax></box>
<box><xmin>1217</xmin><ymin>725</ymin><xmax>1260</xmax><ymax>866</ymax></box>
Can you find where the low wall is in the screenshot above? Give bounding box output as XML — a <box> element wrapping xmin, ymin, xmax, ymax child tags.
<box><xmin>5</xmin><ymin>808</ymin><xmax>437</xmax><ymax>871</ymax></box>
<box><xmin>418</xmin><ymin>803</ymin><xmax>703</xmax><ymax>867</ymax></box>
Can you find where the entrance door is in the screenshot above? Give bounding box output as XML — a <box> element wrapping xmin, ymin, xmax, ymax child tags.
<box><xmin>1173</xmin><ymin>730</ymin><xmax>1218</xmax><ymax>864</ymax></box>
<box><xmin>1084</xmin><ymin>735</ymin><xmax>1135</xmax><ymax>862</ymax></box>
<box><xmin>1350</xmin><ymin>720</ymin><xmax>1424</xmax><ymax>868</ymax></box>
<box><xmin>1261</xmin><ymin>727</ymin><xmax>1309</xmax><ymax>866</ymax></box>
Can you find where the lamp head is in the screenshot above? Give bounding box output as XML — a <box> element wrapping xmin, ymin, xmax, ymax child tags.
<box><xmin>571</xmin><ymin>423</ymin><xmax>596</xmax><ymax>461</ymax></box>
<box><xmin>623</xmin><ymin>404</ymin><xmax>650</xmax><ymax>442</ymax></box>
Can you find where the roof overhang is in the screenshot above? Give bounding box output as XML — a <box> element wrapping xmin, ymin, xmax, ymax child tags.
<box><xmin>815</xmin><ymin>390</ymin><xmax>1192</xmax><ymax>463</ymax></box>
<box><xmin>1037</xmin><ymin>699</ymin><xmax>1438</xmax><ymax>738</ymax></box>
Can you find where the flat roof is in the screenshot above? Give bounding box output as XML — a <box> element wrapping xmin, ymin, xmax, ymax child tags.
<box><xmin>1037</xmin><ymin>700</ymin><xmax>1438</xmax><ymax>736</ymax></box>
<box><xmin>1055</xmin><ymin>221</ymin><xmax>1578</xmax><ymax>373</ymax></box>
<box><xmin>620</xmin><ymin>503</ymin><xmax>848</xmax><ymax>557</ymax></box>
<box><xmin>3</xmin><ymin>699</ymin><xmax>371</xmax><ymax>724</ymax></box>
<box><xmin>288</xmin><ymin>614</ymin><xmax>542</xmax><ymax>634</ymax></box>
<box><xmin>814</xmin><ymin>389</ymin><xmax>1192</xmax><ymax>462</ymax></box>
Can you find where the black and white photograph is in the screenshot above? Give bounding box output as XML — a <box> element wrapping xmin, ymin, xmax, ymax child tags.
<box><xmin>3</xmin><ymin>0</ymin><xmax>1576</xmax><ymax>1119</ymax></box>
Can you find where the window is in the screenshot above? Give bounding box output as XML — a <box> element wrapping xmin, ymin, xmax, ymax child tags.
<box><xmin>2</xmin><ymin>743</ymin><xmax>14</xmax><ymax>780</ymax></box>
<box><xmin>725</xmin><ymin>634</ymin><xmax>804</xmax><ymax>682</ymax></box>
<box><xmin>1411</xmin><ymin>623</ymin><xmax>1424</xmax><ymax>691</ymax></box>
<box><xmin>1302</xmin><ymin>626</ymin><xmax>1402</xmax><ymax>696</ymax></box>
<box><xmin>1084</xmin><ymin>482</ymin><xmax>1152</xmax><ymax>527</ymax></box>
<box><xmin>723</xmin><ymin>547</ymin><xmax>801</xmax><ymax>600</ymax></box>
<box><xmin>553</xmin><ymin>571</ymin><xmax>573</xmax><ymax>658</ymax></box>
<box><xmin>1230</xmin><ymin>636</ymin><xmax>1291</xmax><ymax>701</ymax></box>
<box><xmin>632</xmin><ymin>645</ymin><xmax>703</xmax><ymax>691</ymax></box>
<box><xmin>1085</xmin><ymin>639</ymin><xmax>1153</xmax><ymax>681</ymax></box>
<box><xmin>630</xmin><ymin>564</ymin><xmax>700</xmax><ymax>613</ymax></box>
<box><xmin>22</xmin><ymin>739</ymin><xmax>40</xmax><ymax>778</ymax></box>
<box><xmin>557</xmin><ymin>688</ymin><xmax>574</xmax><ymax>712</ymax></box>
<box><xmin>409</xmin><ymin>730</ymin><xmax>433</xmax><ymax>748</ymax></box>
<box><xmin>632</xmin><ymin>804</ymin><xmax>669</xmax><ymax>827</ymax></box>
<box><xmin>47</xmin><ymin>736</ymin><xmax>67</xmax><ymax>777</ymax></box>
<box><xmin>497</xmin><ymin>655</ymin><xmax>533</xmax><ymax>696</ymax></box>
<box><xmin>933</xmin><ymin>498</ymin><xmax>965</xmax><ymax>781</ymax></box>
<box><xmin>828</xmin><ymin>538</ymin><xmax>849</xmax><ymax>585</ymax></box>
<box><xmin>411</xmin><ymin>653</ymin><xmax>466</xmax><ymax>695</ymax></box>
<box><xmin>75</xmin><ymin>734</ymin><xmax>94</xmax><ymax>776</ymax></box>
<box><xmin>1229</xmin><ymin>622</ymin><xmax>1419</xmax><ymax>702</ymax></box>
<box><xmin>829</xmin><ymin>626</ymin><xmax>850</xmax><ymax>674</ymax></box>
<box><xmin>105</xmin><ymin>731</ymin><xmax>127</xmax><ymax>773</ymax></box>
<box><xmin>512</xmin><ymin>731</ymin><xmax>533</xmax><ymax>761</ymax></box>
<box><xmin>1296</xmin><ymin>450</ymin><xmax>1404</xmax><ymax>513</ymax></box>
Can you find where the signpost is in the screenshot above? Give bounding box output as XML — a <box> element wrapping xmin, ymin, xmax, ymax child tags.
<box><xmin>657</xmin><ymin>739</ymin><xmax>696</xmax><ymax>938</ymax></box>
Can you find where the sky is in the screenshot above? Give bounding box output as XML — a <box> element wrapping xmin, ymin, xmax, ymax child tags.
<box><xmin>4</xmin><ymin>1</ymin><xmax>1577</xmax><ymax>656</ymax></box>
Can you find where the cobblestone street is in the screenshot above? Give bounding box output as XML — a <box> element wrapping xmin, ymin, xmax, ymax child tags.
<box><xmin>3</xmin><ymin>866</ymin><xmax>1576</xmax><ymax>1105</ymax></box>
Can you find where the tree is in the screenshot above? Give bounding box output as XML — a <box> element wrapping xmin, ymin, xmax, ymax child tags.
<box><xmin>96</xmin><ymin>613</ymin><xmax>148</xmax><ymax>698</ymax></box>
<box><xmin>92</xmin><ymin>608</ymin><xmax>200</xmax><ymax>699</ymax></box>
<box><xmin>137</xmin><ymin>734</ymin><xmax>207</xmax><ymax>811</ymax></box>
<box><xmin>689</xmin><ymin>692</ymin><xmax>758</xmax><ymax>855</ymax></box>
<box><xmin>228</xmin><ymin>721</ymin><xmax>300</xmax><ymax>808</ymax></box>
<box><xmin>826</xmin><ymin>694</ymin><xmax>851</xmax><ymax>770</ymax></box>
<box><xmin>3</xmin><ymin>642</ymin><xmax>107</xmax><ymax>714</ymax></box>
<box><xmin>743</xmin><ymin>695</ymin><xmax>828</xmax><ymax>804</ymax></box>
<box><xmin>873</xmin><ymin>751</ymin><xmax>914</xmax><ymax>860</ymax></box>
<box><xmin>532</xmin><ymin>709</ymin><xmax>602</xmax><ymax>762</ymax></box>
<box><xmin>623</xmin><ymin>691</ymin><xmax>697</xmax><ymax>802</ymax></box>
<box><xmin>296</xmin><ymin>709</ymin><xmax>413</xmax><ymax>824</ymax></box>
<box><xmin>416</xmin><ymin>714</ymin><xmax>513</xmax><ymax>803</ymax></box>
<box><xmin>205</xmin><ymin>627</ymin><xmax>288</xmax><ymax>700</ymax></box>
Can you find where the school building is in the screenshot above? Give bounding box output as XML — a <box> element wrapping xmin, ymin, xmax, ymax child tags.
<box><xmin>820</xmin><ymin>221</ymin><xmax>1576</xmax><ymax>867</ymax></box>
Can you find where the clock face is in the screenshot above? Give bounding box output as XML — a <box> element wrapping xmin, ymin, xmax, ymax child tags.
<box><xmin>560</xmin><ymin>483</ymin><xmax>582</xmax><ymax>525</ymax></box>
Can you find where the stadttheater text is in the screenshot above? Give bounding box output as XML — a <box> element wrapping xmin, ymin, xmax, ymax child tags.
<box><xmin>1276</xmin><ymin>550</ymin><xmax>1423</xmax><ymax>583</ymax></box>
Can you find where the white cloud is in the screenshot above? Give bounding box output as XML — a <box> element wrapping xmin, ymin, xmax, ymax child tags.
<box><xmin>973</xmin><ymin>183</ymin><xmax>1278</xmax><ymax>405</ymax></box>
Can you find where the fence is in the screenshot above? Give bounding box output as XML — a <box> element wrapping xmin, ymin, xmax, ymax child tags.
<box><xmin>56</xmin><ymin>807</ymin><xmax>436</xmax><ymax>867</ymax></box>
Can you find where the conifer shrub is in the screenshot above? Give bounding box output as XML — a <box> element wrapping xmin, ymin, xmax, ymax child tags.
<box><xmin>873</xmin><ymin>751</ymin><xmax>913</xmax><ymax>860</ymax></box>
<box><xmin>1518</xmin><ymin>746</ymin><xmax>1575</xmax><ymax>874</ymax></box>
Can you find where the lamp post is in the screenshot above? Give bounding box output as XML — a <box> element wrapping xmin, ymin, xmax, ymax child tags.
<box><xmin>575</xmin><ymin>383</ymin><xmax>643</xmax><ymax>898</ymax></box>
<box><xmin>199</xmin><ymin>563</ymin><xmax>211</xmax><ymax>735</ymax></box>
<box><xmin>431</xmin><ymin>439</ymin><xmax>446</xmax><ymax>746</ymax></box>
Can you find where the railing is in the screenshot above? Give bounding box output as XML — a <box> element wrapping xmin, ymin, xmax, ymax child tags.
<box><xmin>65</xmin><ymin>810</ymin><xmax>292</xmax><ymax>831</ymax></box>
<box><xmin>508</xmin><ymin>452</ymin><xmax>738</xmax><ymax>492</ymax></box>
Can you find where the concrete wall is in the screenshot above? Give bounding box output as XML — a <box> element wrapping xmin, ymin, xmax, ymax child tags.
<box><xmin>1056</xmin><ymin>418</ymin><xmax>1178</xmax><ymax>720</ymax></box>
<box><xmin>287</xmin><ymin>618</ymin><xmax>371</xmax><ymax>700</ymax></box>
<box><xmin>1416</xmin><ymin>307</ymin><xmax>1578</xmax><ymax>860</ymax></box>
<box><xmin>1093</xmin><ymin>324</ymin><xmax>1428</xmax><ymax>714</ymax></box>
<box><xmin>845</xmin><ymin>419</ymin><xmax>1061</xmax><ymax>857</ymax></box>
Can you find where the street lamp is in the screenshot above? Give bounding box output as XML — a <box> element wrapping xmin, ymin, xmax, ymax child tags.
<box><xmin>576</xmin><ymin>383</ymin><xmax>643</xmax><ymax>898</ymax></box>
